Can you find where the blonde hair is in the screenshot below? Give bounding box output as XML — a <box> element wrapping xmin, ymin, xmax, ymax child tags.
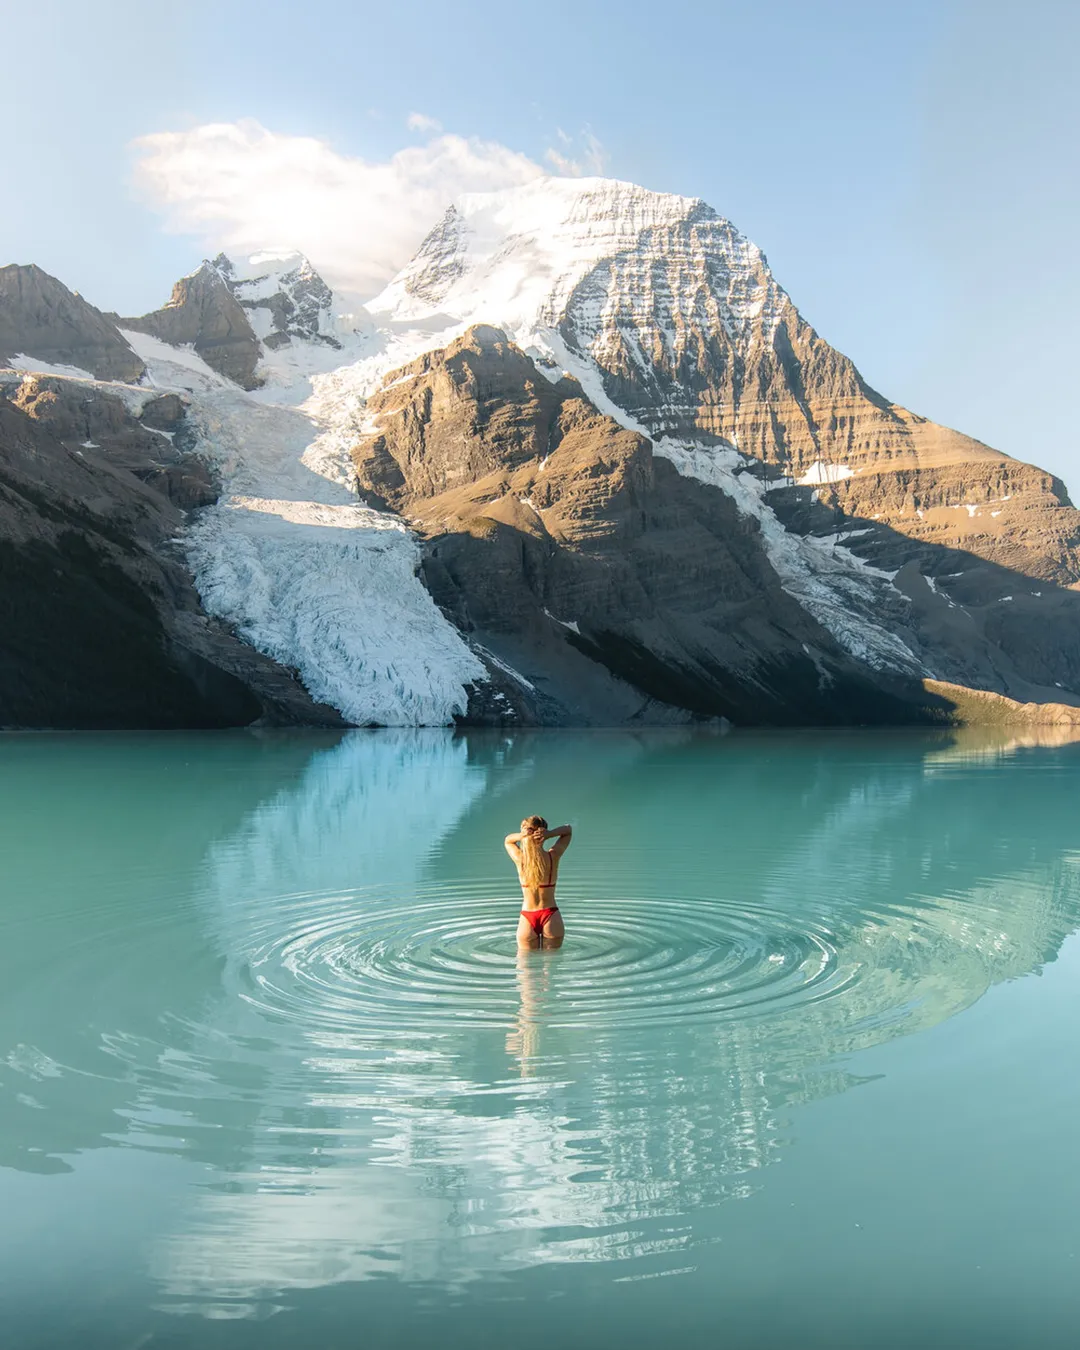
<box><xmin>518</xmin><ymin>815</ymin><xmax>551</xmax><ymax>887</ymax></box>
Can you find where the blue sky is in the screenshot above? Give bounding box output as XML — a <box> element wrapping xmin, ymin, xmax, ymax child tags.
<box><xmin>4</xmin><ymin>0</ymin><xmax>1077</xmax><ymax>491</ymax></box>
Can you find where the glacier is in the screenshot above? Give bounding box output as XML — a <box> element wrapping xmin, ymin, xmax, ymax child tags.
<box><xmin>123</xmin><ymin>328</ymin><xmax>485</xmax><ymax>726</ymax></box>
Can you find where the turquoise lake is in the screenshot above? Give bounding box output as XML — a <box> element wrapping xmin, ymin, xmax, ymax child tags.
<box><xmin>1</xmin><ymin>727</ymin><xmax>1079</xmax><ymax>1349</ymax></box>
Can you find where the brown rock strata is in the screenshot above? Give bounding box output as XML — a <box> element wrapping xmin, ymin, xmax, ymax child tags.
<box><xmin>354</xmin><ymin>326</ymin><xmax>1080</xmax><ymax>725</ymax></box>
<box><xmin>354</xmin><ymin>327</ymin><xmax>947</xmax><ymax>726</ymax></box>
<box><xmin>560</xmin><ymin>221</ymin><xmax>1080</xmax><ymax>585</ymax></box>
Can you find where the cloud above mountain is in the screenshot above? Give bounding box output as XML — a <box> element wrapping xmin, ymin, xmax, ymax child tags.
<box><xmin>544</xmin><ymin>127</ymin><xmax>607</xmax><ymax>177</ymax></box>
<box><xmin>131</xmin><ymin>120</ymin><xmax>568</xmax><ymax>298</ymax></box>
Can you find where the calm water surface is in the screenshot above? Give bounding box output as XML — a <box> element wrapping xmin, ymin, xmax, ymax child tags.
<box><xmin>2</xmin><ymin>727</ymin><xmax>1079</xmax><ymax>1349</ymax></box>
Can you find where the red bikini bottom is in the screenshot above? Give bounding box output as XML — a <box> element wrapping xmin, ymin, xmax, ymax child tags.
<box><xmin>520</xmin><ymin>906</ymin><xmax>559</xmax><ymax>935</ymax></box>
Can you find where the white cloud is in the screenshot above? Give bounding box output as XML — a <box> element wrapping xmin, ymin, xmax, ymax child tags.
<box><xmin>406</xmin><ymin>112</ymin><xmax>442</xmax><ymax>133</ymax></box>
<box><xmin>130</xmin><ymin>119</ymin><xmax>544</xmax><ymax>298</ymax></box>
<box><xmin>544</xmin><ymin>128</ymin><xmax>607</xmax><ymax>177</ymax></box>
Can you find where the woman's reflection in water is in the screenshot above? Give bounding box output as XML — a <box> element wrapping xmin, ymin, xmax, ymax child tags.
<box><xmin>507</xmin><ymin>947</ymin><xmax>555</xmax><ymax>1075</ymax></box>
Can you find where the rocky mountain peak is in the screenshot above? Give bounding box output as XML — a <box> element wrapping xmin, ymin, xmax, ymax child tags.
<box><xmin>210</xmin><ymin>252</ymin><xmax>236</xmax><ymax>280</ymax></box>
<box><xmin>0</xmin><ymin>262</ymin><xmax>145</xmax><ymax>383</ymax></box>
<box><xmin>369</xmin><ymin>176</ymin><xmax>757</xmax><ymax>337</ymax></box>
<box><xmin>367</xmin><ymin>175</ymin><xmax>794</xmax><ymax>445</ymax></box>
<box><xmin>213</xmin><ymin>250</ymin><xmax>342</xmax><ymax>351</ymax></box>
<box><xmin>367</xmin><ymin>174</ymin><xmax>1080</xmax><ymax>593</ymax></box>
<box><xmin>117</xmin><ymin>263</ymin><xmax>262</xmax><ymax>389</ymax></box>
<box><xmin>183</xmin><ymin>258</ymin><xmax>231</xmax><ymax>290</ymax></box>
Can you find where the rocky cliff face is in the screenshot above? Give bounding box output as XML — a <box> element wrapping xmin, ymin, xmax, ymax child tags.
<box><xmin>116</xmin><ymin>262</ymin><xmax>263</xmax><ymax>389</ymax></box>
<box><xmin>566</xmin><ymin>259</ymin><xmax>1080</xmax><ymax>586</ymax></box>
<box><xmin>354</xmin><ymin>326</ymin><xmax>949</xmax><ymax>725</ymax></box>
<box><xmin>0</xmin><ymin>372</ymin><xmax>343</xmax><ymax>728</ymax></box>
<box><xmin>353</xmin><ymin>325</ymin><xmax>1080</xmax><ymax>721</ymax></box>
<box><xmin>0</xmin><ymin>264</ymin><xmax>145</xmax><ymax>382</ymax></box>
<box><xmin>375</xmin><ymin>178</ymin><xmax>1080</xmax><ymax>593</ymax></box>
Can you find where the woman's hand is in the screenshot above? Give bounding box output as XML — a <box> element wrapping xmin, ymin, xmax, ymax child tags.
<box><xmin>508</xmin><ymin>824</ymin><xmax>571</xmax><ymax>845</ymax></box>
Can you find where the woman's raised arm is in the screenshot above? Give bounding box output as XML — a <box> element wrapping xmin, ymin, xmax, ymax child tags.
<box><xmin>546</xmin><ymin>825</ymin><xmax>573</xmax><ymax>858</ymax></box>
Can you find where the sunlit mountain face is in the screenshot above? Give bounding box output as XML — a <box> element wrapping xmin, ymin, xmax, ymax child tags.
<box><xmin>4</xmin><ymin>177</ymin><xmax>1080</xmax><ymax>731</ymax></box>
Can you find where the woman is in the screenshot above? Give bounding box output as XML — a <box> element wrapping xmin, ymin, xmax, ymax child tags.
<box><xmin>504</xmin><ymin>815</ymin><xmax>572</xmax><ymax>949</ymax></box>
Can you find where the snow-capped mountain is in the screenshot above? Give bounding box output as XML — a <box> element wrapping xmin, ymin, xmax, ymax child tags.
<box><xmin>3</xmin><ymin>176</ymin><xmax>1080</xmax><ymax>729</ymax></box>
<box><xmin>214</xmin><ymin>250</ymin><xmax>361</xmax><ymax>351</ymax></box>
<box><xmin>369</xmin><ymin>177</ymin><xmax>786</xmax><ymax>411</ymax></box>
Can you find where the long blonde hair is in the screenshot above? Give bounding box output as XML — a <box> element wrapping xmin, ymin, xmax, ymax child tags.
<box><xmin>518</xmin><ymin>815</ymin><xmax>552</xmax><ymax>887</ymax></box>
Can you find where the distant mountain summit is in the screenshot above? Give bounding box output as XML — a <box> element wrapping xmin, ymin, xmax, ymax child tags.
<box><xmin>114</xmin><ymin>260</ymin><xmax>263</xmax><ymax>388</ymax></box>
<box><xmin>3</xmin><ymin>175</ymin><xmax>1080</xmax><ymax>729</ymax></box>
<box><xmin>111</xmin><ymin>252</ymin><xmax>352</xmax><ymax>388</ymax></box>
<box><xmin>214</xmin><ymin>251</ymin><xmax>342</xmax><ymax>350</ymax></box>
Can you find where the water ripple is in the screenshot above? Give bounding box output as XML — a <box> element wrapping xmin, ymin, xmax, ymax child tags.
<box><xmin>233</xmin><ymin>885</ymin><xmax>871</xmax><ymax>1032</ymax></box>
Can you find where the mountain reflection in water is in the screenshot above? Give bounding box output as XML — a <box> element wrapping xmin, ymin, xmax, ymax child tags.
<box><xmin>1</xmin><ymin>726</ymin><xmax>1078</xmax><ymax>1320</ymax></box>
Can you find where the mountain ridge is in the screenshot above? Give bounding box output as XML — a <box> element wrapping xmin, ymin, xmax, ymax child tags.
<box><xmin>2</xmin><ymin>175</ymin><xmax>1079</xmax><ymax>728</ymax></box>
<box><xmin>0</xmin><ymin>262</ymin><xmax>145</xmax><ymax>383</ymax></box>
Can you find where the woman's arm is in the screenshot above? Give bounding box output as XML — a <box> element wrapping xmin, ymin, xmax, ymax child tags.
<box><xmin>546</xmin><ymin>824</ymin><xmax>573</xmax><ymax>858</ymax></box>
<box><xmin>504</xmin><ymin>834</ymin><xmax>523</xmax><ymax>863</ymax></box>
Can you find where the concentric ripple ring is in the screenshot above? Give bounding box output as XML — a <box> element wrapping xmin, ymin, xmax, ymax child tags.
<box><xmin>233</xmin><ymin>886</ymin><xmax>865</xmax><ymax>1032</ymax></box>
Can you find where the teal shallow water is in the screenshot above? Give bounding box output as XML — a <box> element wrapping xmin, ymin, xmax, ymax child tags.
<box><xmin>1</xmin><ymin>727</ymin><xmax>1079</xmax><ymax>1349</ymax></box>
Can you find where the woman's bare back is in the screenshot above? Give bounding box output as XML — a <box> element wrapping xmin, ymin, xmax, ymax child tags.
<box><xmin>504</xmin><ymin>817</ymin><xmax>572</xmax><ymax>948</ymax></box>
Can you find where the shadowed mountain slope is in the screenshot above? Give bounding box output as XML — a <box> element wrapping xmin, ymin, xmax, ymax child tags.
<box><xmin>0</xmin><ymin>264</ymin><xmax>145</xmax><ymax>383</ymax></box>
<box><xmin>0</xmin><ymin>373</ymin><xmax>344</xmax><ymax>728</ymax></box>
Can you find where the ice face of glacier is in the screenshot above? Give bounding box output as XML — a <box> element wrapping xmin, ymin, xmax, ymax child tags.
<box><xmin>123</xmin><ymin>318</ymin><xmax>487</xmax><ymax>728</ymax></box>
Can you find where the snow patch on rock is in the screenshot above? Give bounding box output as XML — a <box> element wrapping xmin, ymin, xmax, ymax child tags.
<box><xmin>655</xmin><ymin>441</ymin><xmax>923</xmax><ymax>674</ymax></box>
<box><xmin>121</xmin><ymin>329</ymin><xmax>232</xmax><ymax>392</ymax></box>
<box><xmin>8</xmin><ymin>353</ymin><xmax>95</xmax><ymax>380</ymax></box>
<box><xmin>798</xmin><ymin>461</ymin><xmax>854</xmax><ymax>486</ymax></box>
<box><xmin>473</xmin><ymin>646</ymin><xmax>537</xmax><ymax>692</ymax></box>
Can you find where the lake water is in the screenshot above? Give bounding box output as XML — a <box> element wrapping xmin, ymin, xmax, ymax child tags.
<box><xmin>2</xmin><ymin>726</ymin><xmax>1079</xmax><ymax>1349</ymax></box>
